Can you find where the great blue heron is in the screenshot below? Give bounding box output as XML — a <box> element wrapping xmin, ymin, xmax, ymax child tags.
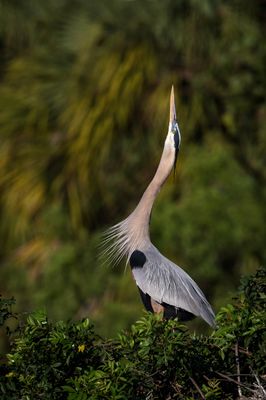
<box><xmin>102</xmin><ymin>86</ymin><xmax>215</xmax><ymax>327</ymax></box>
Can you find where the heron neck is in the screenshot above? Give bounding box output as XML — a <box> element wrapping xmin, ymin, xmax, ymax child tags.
<box><xmin>132</xmin><ymin>145</ymin><xmax>174</xmax><ymax>237</ymax></box>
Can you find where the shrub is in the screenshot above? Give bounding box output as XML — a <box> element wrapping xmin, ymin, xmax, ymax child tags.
<box><xmin>1</xmin><ymin>267</ymin><xmax>265</xmax><ymax>399</ymax></box>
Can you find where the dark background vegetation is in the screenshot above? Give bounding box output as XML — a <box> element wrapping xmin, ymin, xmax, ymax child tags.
<box><xmin>0</xmin><ymin>0</ymin><xmax>265</xmax><ymax>348</ymax></box>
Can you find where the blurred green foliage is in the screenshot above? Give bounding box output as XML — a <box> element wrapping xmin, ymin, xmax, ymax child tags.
<box><xmin>0</xmin><ymin>0</ymin><xmax>265</xmax><ymax>339</ymax></box>
<box><xmin>0</xmin><ymin>268</ymin><xmax>265</xmax><ymax>399</ymax></box>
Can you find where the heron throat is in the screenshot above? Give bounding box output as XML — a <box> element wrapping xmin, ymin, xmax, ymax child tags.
<box><xmin>101</xmin><ymin>141</ymin><xmax>175</xmax><ymax>265</ymax></box>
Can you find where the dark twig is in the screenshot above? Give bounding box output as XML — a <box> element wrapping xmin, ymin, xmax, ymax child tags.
<box><xmin>250</xmin><ymin>368</ymin><xmax>266</xmax><ymax>397</ymax></box>
<box><xmin>189</xmin><ymin>377</ymin><xmax>206</xmax><ymax>400</ymax></box>
<box><xmin>231</xmin><ymin>345</ymin><xmax>252</xmax><ymax>356</ymax></box>
<box><xmin>216</xmin><ymin>372</ymin><xmax>256</xmax><ymax>393</ymax></box>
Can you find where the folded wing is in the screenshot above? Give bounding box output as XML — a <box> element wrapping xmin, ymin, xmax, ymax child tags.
<box><xmin>132</xmin><ymin>244</ymin><xmax>215</xmax><ymax>327</ymax></box>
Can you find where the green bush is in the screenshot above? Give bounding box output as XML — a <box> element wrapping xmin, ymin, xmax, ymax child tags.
<box><xmin>1</xmin><ymin>267</ymin><xmax>265</xmax><ymax>399</ymax></box>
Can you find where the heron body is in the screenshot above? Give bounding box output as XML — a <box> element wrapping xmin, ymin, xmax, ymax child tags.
<box><xmin>102</xmin><ymin>86</ymin><xmax>215</xmax><ymax>327</ymax></box>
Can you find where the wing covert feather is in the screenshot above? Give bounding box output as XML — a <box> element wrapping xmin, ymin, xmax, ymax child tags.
<box><xmin>132</xmin><ymin>245</ymin><xmax>215</xmax><ymax>327</ymax></box>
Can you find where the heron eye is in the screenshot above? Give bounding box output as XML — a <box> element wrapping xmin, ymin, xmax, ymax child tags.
<box><xmin>171</xmin><ymin>122</ymin><xmax>177</xmax><ymax>132</ymax></box>
<box><xmin>171</xmin><ymin>122</ymin><xmax>181</xmax><ymax>149</ymax></box>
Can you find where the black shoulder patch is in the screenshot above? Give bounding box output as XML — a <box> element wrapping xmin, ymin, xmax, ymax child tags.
<box><xmin>129</xmin><ymin>250</ymin><xmax>146</xmax><ymax>269</ymax></box>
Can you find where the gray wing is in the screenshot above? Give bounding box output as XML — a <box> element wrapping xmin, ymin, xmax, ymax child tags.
<box><xmin>132</xmin><ymin>244</ymin><xmax>215</xmax><ymax>327</ymax></box>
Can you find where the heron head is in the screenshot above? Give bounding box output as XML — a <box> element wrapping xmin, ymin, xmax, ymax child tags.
<box><xmin>169</xmin><ymin>85</ymin><xmax>181</xmax><ymax>172</ymax></box>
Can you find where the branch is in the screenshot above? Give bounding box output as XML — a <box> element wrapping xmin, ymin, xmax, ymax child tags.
<box><xmin>230</xmin><ymin>345</ymin><xmax>252</xmax><ymax>356</ymax></box>
<box><xmin>189</xmin><ymin>377</ymin><xmax>206</xmax><ymax>400</ymax></box>
<box><xmin>216</xmin><ymin>372</ymin><xmax>256</xmax><ymax>394</ymax></box>
<box><xmin>235</xmin><ymin>342</ymin><xmax>242</xmax><ymax>398</ymax></box>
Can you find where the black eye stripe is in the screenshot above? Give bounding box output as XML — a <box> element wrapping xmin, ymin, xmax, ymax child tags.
<box><xmin>174</xmin><ymin>131</ymin><xmax>180</xmax><ymax>149</ymax></box>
